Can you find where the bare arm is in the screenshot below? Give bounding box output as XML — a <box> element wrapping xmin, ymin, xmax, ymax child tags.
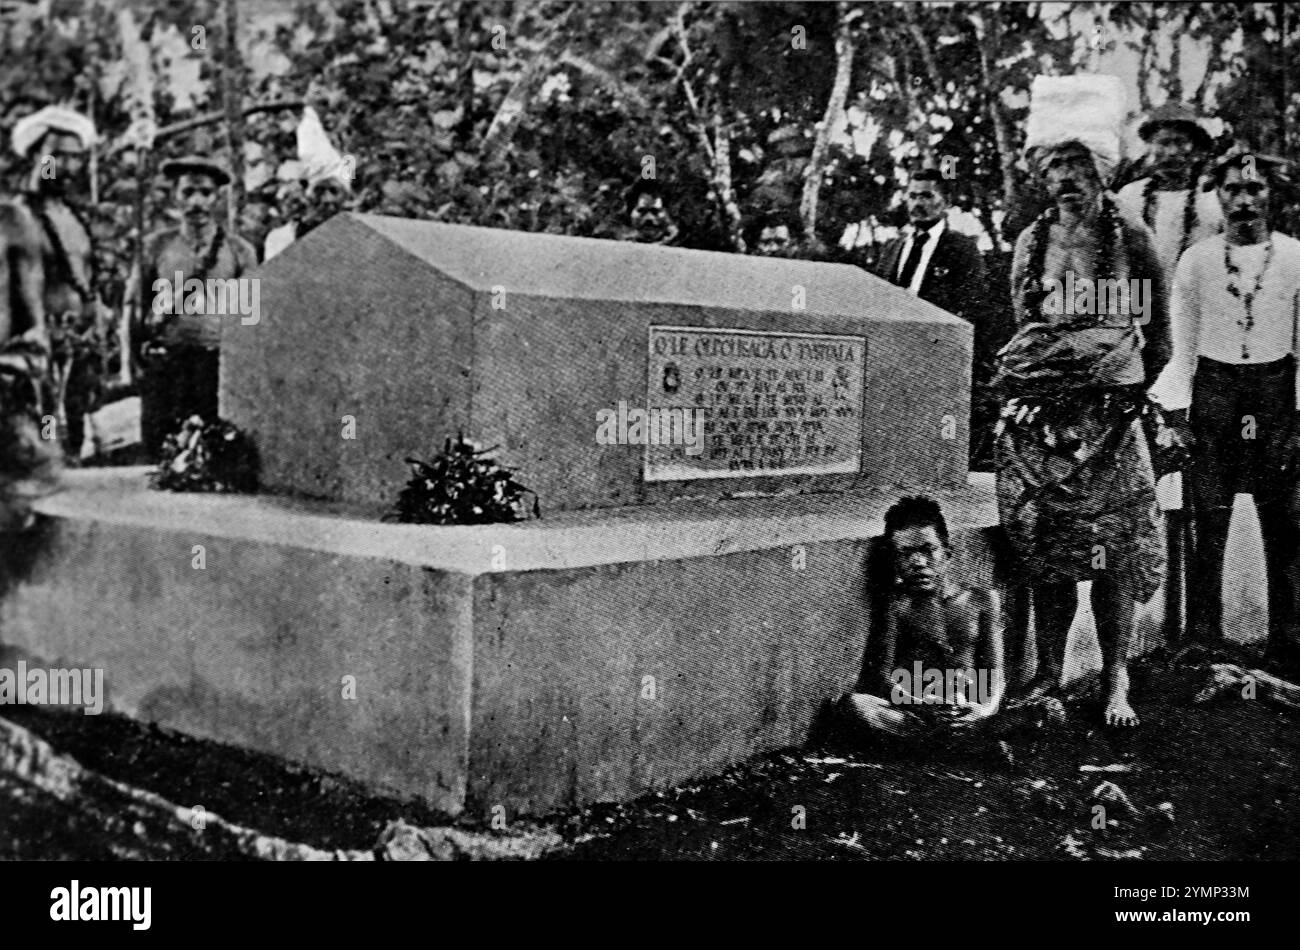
<box><xmin>875</xmin><ymin>601</ymin><xmax>901</xmax><ymax>699</ymax></box>
<box><xmin>1126</xmin><ymin>214</ymin><xmax>1170</xmax><ymax>384</ymax></box>
<box><xmin>1009</xmin><ymin>226</ymin><xmax>1034</xmax><ymax>329</ymax></box>
<box><xmin>0</xmin><ymin>203</ymin><xmax>47</xmax><ymax>351</ymax></box>
<box><xmin>1149</xmin><ymin>250</ymin><xmax>1200</xmax><ymax>414</ymax></box>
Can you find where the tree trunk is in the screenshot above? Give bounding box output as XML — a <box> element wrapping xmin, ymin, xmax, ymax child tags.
<box><xmin>220</xmin><ymin>0</ymin><xmax>246</xmax><ymax>231</ymax></box>
<box><xmin>1134</xmin><ymin>5</ymin><xmax>1157</xmax><ymax>112</ymax></box>
<box><xmin>1194</xmin><ymin>8</ymin><xmax>1231</xmax><ymax>110</ymax></box>
<box><xmin>712</xmin><ymin>116</ymin><xmax>745</xmax><ymax>251</ymax></box>
<box><xmin>454</xmin><ymin>1</ymin><xmax>477</xmax><ymax>144</ymax></box>
<box><xmin>800</xmin><ymin>1</ymin><xmax>855</xmax><ymax>242</ymax></box>
<box><xmin>971</xmin><ymin>9</ymin><xmax>1018</xmax><ymax>221</ymax></box>
<box><xmin>1277</xmin><ymin>2</ymin><xmax>1289</xmax><ymax>153</ymax></box>
<box><xmin>893</xmin><ymin>52</ymin><xmax>930</xmax><ymax>165</ymax></box>
<box><xmin>1167</xmin><ymin>8</ymin><xmax>1184</xmax><ymax>102</ymax></box>
<box><xmin>481</xmin><ymin>5</ymin><xmax>574</xmax><ymax>162</ymax></box>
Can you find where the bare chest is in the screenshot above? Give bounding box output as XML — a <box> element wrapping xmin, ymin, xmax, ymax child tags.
<box><xmin>35</xmin><ymin>204</ymin><xmax>92</xmax><ymax>270</ymax></box>
<box><xmin>1041</xmin><ymin>222</ymin><xmax>1115</xmax><ymax>284</ymax></box>
<box><xmin>896</xmin><ymin>596</ymin><xmax>982</xmax><ymax>666</ymax></box>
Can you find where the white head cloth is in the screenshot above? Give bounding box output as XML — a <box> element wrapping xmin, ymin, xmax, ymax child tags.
<box><xmin>1024</xmin><ymin>75</ymin><xmax>1126</xmax><ymax>182</ymax></box>
<box><xmin>296</xmin><ymin>107</ymin><xmax>351</xmax><ymax>192</ymax></box>
<box><xmin>11</xmin><ymin>104</ymin><xmax>97</xmax><ymax>157</ymax></box>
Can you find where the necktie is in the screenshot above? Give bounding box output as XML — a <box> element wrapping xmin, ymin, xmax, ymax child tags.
<box><xmin>897</xmin><ymin>230</ymin><xmax>931</xmax><ymax>289</ymax></box>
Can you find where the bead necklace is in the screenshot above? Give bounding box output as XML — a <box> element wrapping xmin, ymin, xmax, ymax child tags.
<box><xmin>1223</xmin><ymin>234</ymin><xmax>1274</xmax><ymax>359</ymax></box>
<box><xmin>1141</xmin><ymin>163</ymin><xmax>1202</xmax><ymax>261</ymax></box>
<box><xmin>1021</xmin><ymin>193</ymin><xmax>1124</xmax><ymax>323</ymax></box>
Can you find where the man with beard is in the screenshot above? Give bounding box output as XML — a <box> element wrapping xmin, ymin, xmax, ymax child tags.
<box><xmin>133</xmin><ymin>156</ymin><xmax>257</xmax><ymax>455</ymax></box>
<box><xmin>1</xmin><ymin>106</ymin><xmax>100</xmax><ymax>459</ymax></box>
<box><xmin>263</xmin><ymin>168</ymin><xmax>350</xmax><ymax>261</ymax></box>
<box><xmin>264</xmin><ymin>108</ymin><xmax>354</xmax><ymax>261</ymax></box>
<box><xmin>1151</xmin><ymin>151</ymin><xmax>1300</xmax><ymax>670</ymax></box>
<box><xmin>1117</xmin><ymin>103</ymin><xmax>1223</xmax><ymax>274</ymax></box>
<box><xmin>0</xmin><ymin>106</ymin><xmax>99</xmax><ymax>515</ymax></box>
<box><xmin>1116</xmin><ymin>104</ymin><xmax>1223</xmax><ymax>641</ymax></box>
<box><xmin>994</xmin><ymin>133</ymin><xmax>1168</xmax><ymax>727</ymax></box>
<box><xmin>623</xmin><ymin>180</ymin><xmax>680</xmax><ymax>246</ymax></box>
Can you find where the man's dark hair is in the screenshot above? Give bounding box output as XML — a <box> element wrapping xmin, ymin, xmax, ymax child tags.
<box><xmin>747</xmin><ymin>208</ymin><xmax>805</xmax><ymax>245</ymax></box>
<box><xmin>1208</xmin><ymin>152</ymin><xmax>1279</xmax><ymax>189</ymax></box>
<box><xmin>625</xmin><ymin>179</ymin><xmax>665</xmax><ymax>216</ymax></box>
<box><xmin>908</xmin><ymin>167</ymin><xmax>950</xmax><ymax>197</ymax></box>
<box><xmin>883</xmin><ymin>495</ymin><xmax>950</xmax><ymax>548</ymax></box>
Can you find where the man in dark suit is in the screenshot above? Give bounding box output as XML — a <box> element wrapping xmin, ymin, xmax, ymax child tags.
<box><xmin>871</xmin><ymin>168</ymin><xmax>1000</xmax><ymax>465</ymax></box>
<box><xmin>873</xmin><ymin>169</ymin><xmax>988</xmax><ymax>322</ymax></box>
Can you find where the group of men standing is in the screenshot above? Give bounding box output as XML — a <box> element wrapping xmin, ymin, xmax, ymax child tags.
<box><xmin>857</xmin><ymin>93</ymin><xmax>1300</xmax><ymax>741</ymax></box>
<box><xmin>0</xmin><ymin>104</ymin><xmax>355</xmax><ymax>468</ymax></box>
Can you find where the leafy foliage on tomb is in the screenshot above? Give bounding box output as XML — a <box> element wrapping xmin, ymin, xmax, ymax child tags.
<box><xmin>150</xmin><ymin>415</ymin><xmax>258</xmax><ymax>493</ymax></box>
<box><xmin>386</xmin><ymin>434</ymin><xmax>539</xmax><ymax>526</ymax></box>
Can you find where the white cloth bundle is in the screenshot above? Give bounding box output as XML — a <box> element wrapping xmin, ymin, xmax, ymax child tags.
<box><xmin>1024</xmin><ymin>75</ymin><xmax>1127</xmax><ymax>176</ymax></box>
<box><xmin>296</xmin><ymin>107</ymin><xmax>351</xmax><ymax>192</ymax></box>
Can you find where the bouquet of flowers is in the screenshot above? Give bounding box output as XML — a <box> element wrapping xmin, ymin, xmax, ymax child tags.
<box><xmin>150</xmin><ymin>416</ymin><xmax>258</xmax><ymax>493</ymax></box>
<box><xmin>386</xmin><ymin>434</ymin><xmax>539</xmax><ymax>526</ymax></box>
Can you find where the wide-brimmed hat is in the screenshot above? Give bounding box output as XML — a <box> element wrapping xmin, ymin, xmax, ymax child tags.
<box><xmin>159</xmin><ymin>155</ymin><xmax>232</xmax><ymax>186</ymax></box>
<box><xmin>1138</xmin><ymin>102</ymin><xmax>1213</xmax><ymax>151</ymax></box>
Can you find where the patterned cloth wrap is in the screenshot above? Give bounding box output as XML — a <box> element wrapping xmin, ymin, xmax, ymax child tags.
<box><xmin>994</xmin><ymin>386</ymin><xmax>1165</xmax><ymax>604</ymax></box>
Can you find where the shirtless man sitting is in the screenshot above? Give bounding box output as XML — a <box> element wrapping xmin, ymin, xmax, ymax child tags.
<box><xmin>839</xmin><ymin>496</ymin><xmax>1009</xmax><ymax>742</ymax></box>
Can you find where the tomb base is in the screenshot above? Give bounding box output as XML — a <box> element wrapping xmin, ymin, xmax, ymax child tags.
<box><xmin>0</xmin><ymin>467</ymin><xmax>1011</xmax><ymax>815</ymax></box>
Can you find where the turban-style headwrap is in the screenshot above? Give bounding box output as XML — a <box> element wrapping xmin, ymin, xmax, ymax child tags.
<box><xmin>1023</xmin><ymin>75</ymin><xmax>1125</xmax><ymax>187</ymax></box>
<box><xmin>10</xmin><ymin>105</ymin><xmax>97</xmax><ymax>158</ymax></box>
<box><xmin>296</xmin><ymin>107</ymin><xmax>352</xmax><ymax>193</ymax></box>
<box><xmin>1030</xmin><ymin>139</ymin><xmax>1117</xmax><ymax>188</ymax></box>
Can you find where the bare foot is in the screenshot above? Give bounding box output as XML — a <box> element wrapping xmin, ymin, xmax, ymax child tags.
<box><xmin>1103</xmin><ymin>668</ymin><xmax>1139</xmax><ymax>727</ymax></box>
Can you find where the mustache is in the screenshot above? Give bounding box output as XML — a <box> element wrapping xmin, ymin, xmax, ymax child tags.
<box><xmin>1229</xmin><ymin>208</ymin><xmax>1258</xmax><ymax>220</ymax></box>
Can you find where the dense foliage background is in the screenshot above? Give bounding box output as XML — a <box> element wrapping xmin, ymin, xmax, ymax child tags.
<box><xmin>2</xmin><ymin>0</ymin><xmax>1296</xmax><ymax>317</ymax></box>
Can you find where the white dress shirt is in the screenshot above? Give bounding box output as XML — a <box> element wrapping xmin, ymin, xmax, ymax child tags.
<box><xmin>1151</xmin><ymin>232</ymin><xmax>1300</xmax><ymax>411</ymax></box>
<box><xmin>896</xmin><ymin>218</ymin><xmax>947</xmax><ymax>295</ymax></box>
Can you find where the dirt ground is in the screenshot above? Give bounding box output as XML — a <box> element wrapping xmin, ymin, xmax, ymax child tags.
<box><xmin>2</xmin><ymin>643</ymin><xmax>1299</xmax><ymax>861</ymax></box>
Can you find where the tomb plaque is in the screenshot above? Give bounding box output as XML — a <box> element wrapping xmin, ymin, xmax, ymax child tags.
<box><xmin>645</xmin><ymin>325</ymin><xmax>866</xmax><ymax>481</ymax></box>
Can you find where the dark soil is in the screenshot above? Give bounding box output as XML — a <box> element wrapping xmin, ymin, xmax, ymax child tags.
<box><xmin>4</xmin><ymin>645</ymin><xmax>1300</xmax><ymax>860</ymax></box>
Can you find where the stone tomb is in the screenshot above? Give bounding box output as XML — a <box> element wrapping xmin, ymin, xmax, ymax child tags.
<box><xmin>222</xmin><ymin>215</ymin><xmax>973</xmax><ymax>510</ymax></box>
<box><xmin>1</xmin><ymin>220</ymin><xmax>986</xmax><ymax>816</ymax></box>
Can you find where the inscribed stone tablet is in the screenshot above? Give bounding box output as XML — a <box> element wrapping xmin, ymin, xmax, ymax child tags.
<box><xmin>645</xmin><ymin>326</ymin><xmax>866</xmax><ymax>481</ymax></box>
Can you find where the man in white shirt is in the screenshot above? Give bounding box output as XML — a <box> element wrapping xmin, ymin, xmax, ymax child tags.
<box><xmin>1116</xmin><ymin>103</ymin><xmax>1223</xmax><ymax>275</ymax></box>
<box><xmin>1152</xmin><ymin>150</ymin><xmax>1300</xmax><ymax>669</ymax></box>
<box><xmin>1116</xmin><ymin>103</ymin><xmax>1223</xmax><ymax>643</ymax></box>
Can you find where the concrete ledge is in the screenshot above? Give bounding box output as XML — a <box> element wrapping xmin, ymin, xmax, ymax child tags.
<box><xmin>38</xmin><ymin>467</ymin><xmax>999</xmax><ymax>575</ymax></box>
<box><xmin>2</xmin><ymin>468</ymin><xmax>998</xmax><ymax>814</ymax></box>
